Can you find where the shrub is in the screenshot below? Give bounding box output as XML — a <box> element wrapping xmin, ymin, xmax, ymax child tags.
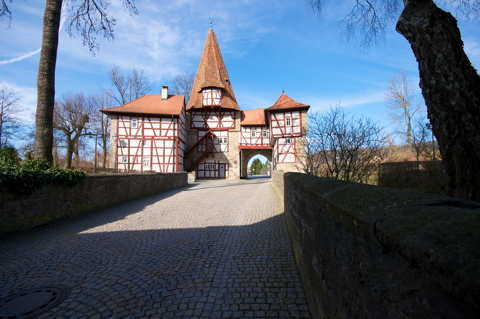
<box><xmin>0</xmin><ymin>145</ymin><xmax>21</xmax><ymax>166</ymax></box>
<box><xmin>0</xmin><ymin>147</ymin><xmax>86</xmax><ymax>196</ymax></box>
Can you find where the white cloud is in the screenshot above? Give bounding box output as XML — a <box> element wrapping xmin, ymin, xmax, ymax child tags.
<box><xmin>305</xmin><ymin>91</ymin><xmax>385</xmax><ymax>112</ymax></box>
<box><xmin>0</xmin><ymin>82</ymin><xmax>37</xmax><ymax>123</ymax></box>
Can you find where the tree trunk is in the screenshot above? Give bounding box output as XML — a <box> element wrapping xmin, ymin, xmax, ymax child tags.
<box><xmin>406</xmin><ymin>121</ymin><xmax>411</xmax><ymax>147</ymax></box>
<box><xmin>102</xmin><ymin>143</ymin><xmax>107</xmax><ymax>169</ymax></box>
<box><xmin>396</xmin><ymin>0</ymin><xmax>480</xmax><ymax>201</ymax></box>
<box><xmin>65</xmin><ymin>140</ymin><xmax>74</xmax><ymax>169</ymax></box>
<box><xmin>34</xmin><ymin>0</ymin><xmax>62</xmax><ymax>163</ymax></box>
<box><xmin>53</xmin><ymin>144</ymin><xmax>58</xmax><ymax>167</ymax></box>
<box><xmin>0</xmin><ymin>119</ymin><xmax>3</xmax><ymax>148</ymax></box>
<box><xmin>74</xmin><ymin>138</ymin><xmax>80</xmax><ymax>167</ymax></box>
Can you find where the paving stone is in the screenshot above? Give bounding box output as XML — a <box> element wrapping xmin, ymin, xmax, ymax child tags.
<box><xmin>0</xmin><ymin>179</ymin><xmax>311</xmax><ymax>318</ymax></box>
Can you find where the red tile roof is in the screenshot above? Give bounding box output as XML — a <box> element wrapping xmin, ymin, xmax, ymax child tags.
<box><xmin>187</xmin><ymin>29</ymin><xmax>240</xmax><ymax>111</ymax></box>
<box><xmin>100</xmin><ymin>94</ymin><xmax>185</xmax><ymax>116</ymax></box>
<box><xmin>241</xmin><ymin>109</ymin><xmax>266</xmax><ymax>126</ymax></box>
<box><xmin>267</xmin><ymin>93</ymin><xmax>309</xmax><ymax>110</ymax></box>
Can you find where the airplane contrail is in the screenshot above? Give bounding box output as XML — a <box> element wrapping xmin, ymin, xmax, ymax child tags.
<box><xmin>0</xmin><ymin>48</ymin><xmax>41</xmax><ymax>65</ymax></box>
<box><xmin>0</xmin><ymin>12</ymin><xmax>67</xmax><ymax>66</ymax></box>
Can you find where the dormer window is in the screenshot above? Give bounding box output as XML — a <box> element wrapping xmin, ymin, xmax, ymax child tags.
<box><xmin>202</xmin><ymin>88</ymin><xmax>222</xmax><ymax>106</ymax></box>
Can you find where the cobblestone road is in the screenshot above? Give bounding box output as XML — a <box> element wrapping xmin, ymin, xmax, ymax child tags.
<box><xmin>0</xmin><ymin>178</ymin><xmax>310</xmax><ymax>318</ymax></box>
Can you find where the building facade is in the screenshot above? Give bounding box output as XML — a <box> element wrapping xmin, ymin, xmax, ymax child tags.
<box><xmin>102</xmin><ymin>28</ymin><xmax>309</xmax><ymax>179</ymax></box>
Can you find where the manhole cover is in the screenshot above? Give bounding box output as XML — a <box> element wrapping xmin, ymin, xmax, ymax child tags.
<box><xmin>0</xmin><ymin>285</ymin><xmax>70</xmax><ymax>319</ymax></box>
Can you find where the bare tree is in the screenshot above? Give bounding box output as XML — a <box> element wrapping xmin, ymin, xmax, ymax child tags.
<box><xmin>0</xmin><ymin>85</ymin><xmax>23</xmax><ymax>148</ymax></box>
<box><xmin>302</xmin><ymin>106</ymin><xmax>387</xmax><ymax>183</ymax></box>
<box><xmin>306</xmin><ymin>0</ymin><xmax>480</xmax><ymax>200</ymax></box>
<box><xmin>169</xmin><ymin>71</ymin><xmax>195</xmax><ymax>104</ymax></box>
<box><xmin>104</xmin><ymin>65</ymin><xmax>152</xmax><ymax>106</ymax></box>
<box><xmin>1</xmin><ymin>0</ymin><xmax>138</xmax><ymax>163</ymax></box>
<box><xmin>410</xmin><ymin>119</ymin><xmax>431</xmax><ymax>169</ymax></box>
<box><xmin>53</xmin><ymin>92</ymin><xmax>96</xmax><ymax>168</ymax></box>
<box><xmin>93</xmin><ymin>91</ymin><xmax>114</xmax><ymax>168</ymax></box>
<box><xmin>385</xmin><ymin>69</ymin><xmax>424</xmax><ymax>146</ymax></box>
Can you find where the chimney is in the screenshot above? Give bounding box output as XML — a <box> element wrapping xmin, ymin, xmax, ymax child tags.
<box><xmin>162</xmin><ymin>86</ymin><xmax>168</xmax><ymax>100</ymax></box>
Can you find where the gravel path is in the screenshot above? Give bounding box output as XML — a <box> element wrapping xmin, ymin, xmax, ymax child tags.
<box><xmin>0</xmin><ymin>178</ymin><xmax>311</xmax><ymax>318</ymax></box>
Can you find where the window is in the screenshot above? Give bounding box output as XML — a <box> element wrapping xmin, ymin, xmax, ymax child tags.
<box><xmin>205</xmin><ymin>164</ymin><xmax>215</xmax><ymax>170</ymax></box>
<box><xmin>120</xmin><ymin>140</ymin><xmax>128</xmax><ymax>148</ymax></box>
<box><xmin>251</xmin><ymin>130</ymin><xmax>256</xmax><ymax>137</ymax></box>
<box><xmin>286</xmin><ymin>116</ymin><xmax>292</xmax><ymax>126</ymax></box>
<box><xmin>219</xmin><ymin>137</ymin><xmax>228</xmax><ymax>144</ymax></box>
<box><xmin>286</xmin><ymin>138</ymin><xmax>292</xmax><ymax>144</ymax></box>
<box><xmin>122</xmin><ymin>156</ymin><xmax>128</xmax><ymax>163</ymax></box>
<box><xmin>143</xmin><ymin>156</ymin><xmax>150</xmax><ymax>167</ymax></box>
<box><xmin>143</xmin><ymin>140</ymin><xmax>147</xmax><ymax>146</ymax></box>
<box><xmin>131</xmin><ymin>118</ymin><xmax>138</xmax><ymax>128</ymax></box>
<box><xmin>202</xmin><ymin>89</ymin><xmax>222</xmax><ymax>106</ymax></box>
<box><xmin>262</xmin><ymin>130</ymin><xmax>268</xmax><ymax>138</ymax></box>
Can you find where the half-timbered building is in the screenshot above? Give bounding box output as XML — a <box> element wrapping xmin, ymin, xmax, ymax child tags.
<box><xmin>101</xmin><ymin>88</ymin><xmax>186</xmax><ymax>173</ymax></box>
<box><xmin>102</xmin><ymin>26</ymin><xmax>309</xmax><ymax>179</ymax></box>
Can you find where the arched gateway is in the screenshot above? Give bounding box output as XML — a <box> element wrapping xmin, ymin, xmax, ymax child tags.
<box><xmin>101</xmin><ymin>27</ymin><xmax>309</xmax><ymax>179</ymax></box>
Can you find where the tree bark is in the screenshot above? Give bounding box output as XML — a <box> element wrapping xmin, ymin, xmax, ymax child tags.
<box><xmin>34</xmin><ymin>0</ymin><xmax>62</xmax><ymax>163</ymax></box>
<box><xmin>0</xmin><ymin>118</ymin><xmax>3</xmax><ymax>148</ymax></box>
<box><xmin>65</xmin><ymin>139</ymin><xmax>74</xmax><ymax>169</ymax></box>
<box><xmin>396</xmin><ymin>0</ymin><xmax>480</xmax><ymax>201</ymax></box>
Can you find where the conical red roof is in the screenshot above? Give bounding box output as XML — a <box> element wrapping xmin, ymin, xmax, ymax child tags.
<box><xmin>187</xmin><ymin>29</ymin><xmax>240</xmax><ymax>111</ymax></box>
<box><xmin>267</xmin><ymin>93</ymin><xmax>309</xmax><ymax>110</ymax></box>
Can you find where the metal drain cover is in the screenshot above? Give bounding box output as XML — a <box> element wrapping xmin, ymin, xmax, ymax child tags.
<box><xmin>0</xmin><ymin>285</ymin><xmax>70</xmax><ymax>319</ymax></box>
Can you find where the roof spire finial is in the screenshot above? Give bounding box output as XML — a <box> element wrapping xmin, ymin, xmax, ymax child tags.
<box><xmin>209</xmin><ymin>17</ymin><xmax>213</xmax><ymax>29</ymax></box>
<box><xmin>282</xmin><ymin>87</ymin><xmax>284</xmax><ymax>94</ymax></box>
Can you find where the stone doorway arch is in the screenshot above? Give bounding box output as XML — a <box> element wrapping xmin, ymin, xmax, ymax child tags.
<box><xmin>240</xmin><ymin>149</ymin><xmax>273</xmax><ymax>178</ymax></box>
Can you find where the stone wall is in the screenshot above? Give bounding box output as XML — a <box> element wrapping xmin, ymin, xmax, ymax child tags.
<box><xmin>0</xmin><ymin>172</ymin><xmax>188</xmax><ymax>235</ymax></box>
<box><xmin>274</xmin><ymin>171</ymin><xmax>480</xmax><ymax>318</ymax></box>
<box><xmin>271</xmin><ymin>170</ymin><xmax>285</xmax><ymax>207</ymax></box>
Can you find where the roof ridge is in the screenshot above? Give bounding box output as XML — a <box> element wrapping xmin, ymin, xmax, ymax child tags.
<box><xmin>99</xmin><ymin>94</ymin><xmax>185</xmax><ymax>116</ymax></box>
<box><xmin>267</xmin><ymin>92</ymin><xmax>309</xmax><ymax>110</ymax></box>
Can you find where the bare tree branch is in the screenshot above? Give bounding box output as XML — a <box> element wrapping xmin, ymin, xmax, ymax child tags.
<box><xmin>53</xmin><ymin>92</ymin><xmax>96</xmax><ymax>168</ymax></box>
<box><xmin>93</xmin><ymin>91</ymin><xmax>114</xmax><ymax>168</ymax></box>
<box><xmin>0</xmin><ymin>84</ymin><xmax>24</xmax><ymax>148</ymax></box>
<box><xmin>301</xmin><ymin>105</ymin><xmax>387</xmax><ymax>183</ymax></box>
<box><xmin>305</xmin><ymin>0</ymin><xmax>480</xmax><ymax>48</ymax></box>
<box><xmin>169</xmin><ymin>71</ymin><xmax>195</xmax><ymax>105</ymax></box>
<box><xmin>64</xmin><ymin>0</ymin><xmax>138</xmax><ymax>54</ymax></box>
<box><xmin>0</xmin><ymin>0</ymin><xmax>13</xmax><ymax>27</ymax></box>
<box><xmin>103</xmin><ymin>65</ymin><xmax>152</xmax><ymax>106</ymax></box>
<box><xmin>385</xmin><ymin>69</ymin><xmax>424</xmax><ymax>146</ymax></box>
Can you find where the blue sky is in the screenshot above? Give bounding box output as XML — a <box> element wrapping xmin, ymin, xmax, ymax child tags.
<box><xmin>1</xmin><ymin>0</ymin><xmax>479</xmax><ymax>156</ymax></box>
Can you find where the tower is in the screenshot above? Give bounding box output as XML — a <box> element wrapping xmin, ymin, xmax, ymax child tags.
<box><xmin>185</xmin><ymin>28</ymin><xmax>242</xmax><ymax>179</ymax></box>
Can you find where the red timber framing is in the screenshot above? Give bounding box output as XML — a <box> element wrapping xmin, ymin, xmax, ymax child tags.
<box><xmin>269</xmin><ymin>110</ymin><xmax>303</xmax><ymax>138</ymax></box>
<box><xmin>273</xmin><ymin>137</ymin><xmax>297</xmax><ymax>169</ymax></box>
<box><xmin>197</xmin><ymin>160</ymin><xmax>229</xmax><ymax>179</ymax></box>
<box><xmin>115</xmin><ymin>113</ymin><xmax>186</xmax><ymax>173</ymax></box>
<box><xmin>190</xmin><ymin>108</ymin><xmax>235</xmax><ymax>130</ymax></box>
<box><xmin>202</xmin><ymin>89</ymin><xmax>222</xmax><ymax>106</ymax></box>
<box><xmin>197</xmin><ymin>131</ymin><xmax>229</xmax><ymax>153</ymax></box>
<box><xmin>184</xmin><ymin>131</ymin><xmax>215</xmax><ymax>171</ymax></box>
<box><xmin>240</xmin><ymin>126</ymin><xmax>270</xmax><ymax>147</ymax></box>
